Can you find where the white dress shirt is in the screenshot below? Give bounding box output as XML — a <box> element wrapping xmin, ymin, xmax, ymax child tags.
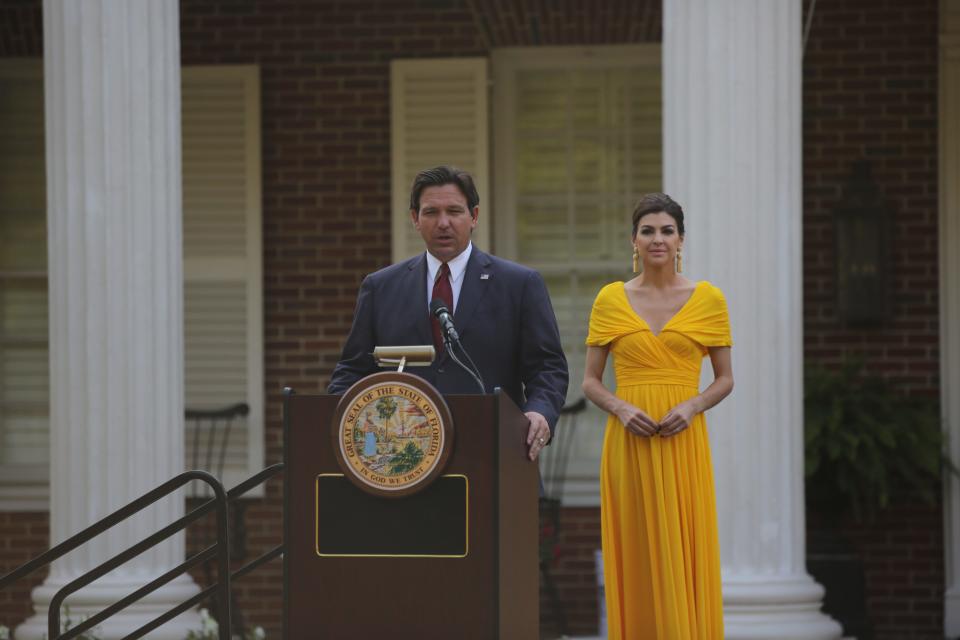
<box><xmin>425</xmin><ymin>242</ymin><xmax>473</xmax><ymax>313</ymax></box>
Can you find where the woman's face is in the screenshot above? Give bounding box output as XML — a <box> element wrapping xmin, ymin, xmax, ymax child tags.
<box><xmin>633</xmin><ymin>211</ymin><xmax>683</xmax><ymax>270</ymax></box>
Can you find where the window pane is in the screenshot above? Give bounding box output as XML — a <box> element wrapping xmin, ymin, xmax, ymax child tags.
<box><xmin>516</xmin><ymin>200</ymin><xmax>565</xmax><ymax>261</ymax></box>
<box><xmin>506</xmin><ymin>56</ymin><xmax>662</xmax><ymax>480</ymax></box>
<box><xmin>517</xmin><ymin>136</ymin><xmax>568</xmax><ymax>196</ymax></box>
<box><xmin>572</xmin><ymin>198</ymin><xmax>631</xmax><ymax>262</ymax></box>
<box><xmin>516</xmin><ymin>70</ymin><xmax>568</xmax><ymax>131</ymax></box>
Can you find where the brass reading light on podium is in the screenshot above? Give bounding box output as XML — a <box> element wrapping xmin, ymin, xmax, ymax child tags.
<box><xmin>373</xmin><ymin>345</ymin><xmax>435</xmax><ymax>372</ymax></box>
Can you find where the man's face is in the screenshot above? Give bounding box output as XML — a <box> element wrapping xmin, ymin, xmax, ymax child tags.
<box><xmin>411</xmin><ymin>184</ymin><xmax>479</xmax><ymax>262</ymax></box>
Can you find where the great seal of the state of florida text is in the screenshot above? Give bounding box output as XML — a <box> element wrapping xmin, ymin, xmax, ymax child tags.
<box><xmin>332</xmin><ymin>372</ymin><xmax>453</xmax><ymax>498</ymax></box>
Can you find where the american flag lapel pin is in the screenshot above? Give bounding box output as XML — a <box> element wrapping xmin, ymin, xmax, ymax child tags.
<box><xmin>480</xmin><ymin>273</ymin><xmax>490</xmax><ymax>280</ymax></box>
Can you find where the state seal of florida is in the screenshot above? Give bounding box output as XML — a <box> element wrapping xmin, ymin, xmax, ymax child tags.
<box><xmin>332</xmin><ymin>372</ymin><xmax>453</xmax><ymax>497</ymax></box>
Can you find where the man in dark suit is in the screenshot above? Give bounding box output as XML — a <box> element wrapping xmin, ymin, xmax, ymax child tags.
<box><xmin>327</xmin><ymin>166</ymin><xmax>568</xmax><ymax>461</ymax></box>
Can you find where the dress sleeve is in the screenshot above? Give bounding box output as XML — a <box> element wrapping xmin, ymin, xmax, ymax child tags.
<box><xmin>586</xmin><ymin>283</ymin><xmax>628</xmax><ymax>346</ymax></box>
<box><xmin>683</xmin><ymin>283</ymin><xmax>733</xmax><ymax>348</ymax></box>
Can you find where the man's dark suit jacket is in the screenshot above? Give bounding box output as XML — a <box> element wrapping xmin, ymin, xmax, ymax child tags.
<box><xmin>327</xmin><ymin>247</ymin><xmax>569</xmax><ymax>431</ymax></box>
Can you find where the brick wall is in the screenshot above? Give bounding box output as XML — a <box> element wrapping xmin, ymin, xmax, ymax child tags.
<box><xmin>808</xmin><ymin>496</ymin><xmax>945</xmax><ymax>640</ymax></box>
<box><xmin>802</xmin><ymin>1</ymin><xmax>942</xmax><ymax>638</ymax></box>
<box><xmin>0</xmin><ymin>0</ymin><xmax>944</xmax><ymax>638</ymax></box>
<box><xmin>846</xmin><ymin>501</ymin><xmax>944</xmax><ymax>639</ymax></box>
<box><xmin>0</xmin><ymin>513</ymin><xmax>46</xmax><ymax>629</ymax></box>
<box><xmin>802</xmin><ymin>0</ymin><xmax>940</xmax><ymax>396</ymax></box>
<box><xmin>540</xmin><ymin>507</ymin><xmax>603</xmax><ymax>636</ymax></box>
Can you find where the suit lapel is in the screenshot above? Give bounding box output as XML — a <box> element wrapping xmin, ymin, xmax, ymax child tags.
<box><xmin>453</xmin><ymin>248</ymin><xmax>493</xmax><ymax>340</ymax></box>
<box><xmin>405</xmin><ymin>254</ymin><xmax>432</xmax><ymax>346</ymax></box>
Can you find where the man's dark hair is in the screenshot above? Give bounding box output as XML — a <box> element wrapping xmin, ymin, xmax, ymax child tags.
<box><xmin>631</xmin><ymin>192</ymin><xmax>685</xmax><ymax>237</ymax></box>
<box><xmin>409</xmin><ymin>165</ymin><xmax>480</xmax><ymax>213</ymax></box>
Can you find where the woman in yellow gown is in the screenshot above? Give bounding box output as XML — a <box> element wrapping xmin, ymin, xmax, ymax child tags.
<box><xmin>582</xmin><ymin>193</ymin><xmax>734</xmax><ymax>639</ymax></box>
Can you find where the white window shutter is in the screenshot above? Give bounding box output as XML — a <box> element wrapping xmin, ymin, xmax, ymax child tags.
<box><xmin>181</xmin><ymin>66</ymin><xmax>264</xmax><ymax>495</ymax></box>
<box><xmin>390</xmin><ymin>58</ymin><xmax>490</xmax><ymax>262</ymax></box>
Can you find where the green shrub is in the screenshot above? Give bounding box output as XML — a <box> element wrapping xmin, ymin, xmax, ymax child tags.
<box><xmin>804</xmin><ymin>360</ymin><xmax>946</xmax><ymax>520</ymax></box>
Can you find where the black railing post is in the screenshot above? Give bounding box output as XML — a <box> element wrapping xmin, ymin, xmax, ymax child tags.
<box><xmin>215</xmin><ymin>485</ymin><xmax>232</xmax><ymax>640</ymax></box>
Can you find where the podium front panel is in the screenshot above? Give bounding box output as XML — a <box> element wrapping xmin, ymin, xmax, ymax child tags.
<box><xmin>285</xmin><ymin>393</ymin><xmax>539</xmax><ymax>639</ymax></box>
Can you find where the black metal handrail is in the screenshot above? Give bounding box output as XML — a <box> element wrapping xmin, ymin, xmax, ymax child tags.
<box><xmin>0</xmin><ymin>463</ymin><xmax>284</xmax><ymax>640</ymax></box>
<box><xmin>223</xmin><ymin>463</ymin><xmax>285</xmax><ymax>580</ymax></box>
<box><xmin>0</xmin><ymin>470</ymin><xmax>229</xmax><ymax>640</ymax></box>
<box><xmin>121</xmin><ymin>462</ymin><xmax>283</xmax><ymax>640</ymax></box>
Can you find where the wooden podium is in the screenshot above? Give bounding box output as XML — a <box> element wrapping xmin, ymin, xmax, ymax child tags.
<box><xmin>283</xmin><ymin>386</ymin><xmax>539</xmax><ymax>639</ymax></box>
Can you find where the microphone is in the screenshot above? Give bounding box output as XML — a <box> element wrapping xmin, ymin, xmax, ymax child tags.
<box><xmin>428</xmin><ymin>298</ymin><xmax>486</xmax><ymax>393</ymax></box>
<box><xmin>430</xmin><ymin>298</ymin><xmax>460</xmax><ymax>343</ymax></box>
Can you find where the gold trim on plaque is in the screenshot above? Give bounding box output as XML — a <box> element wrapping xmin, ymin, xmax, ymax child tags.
<box><xmin>314</xmin><ymin>473</ymin><xmax>469</xmax><ymax>558</ymax></box>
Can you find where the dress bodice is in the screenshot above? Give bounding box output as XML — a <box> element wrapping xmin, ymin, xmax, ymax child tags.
<box><xmin>586</xmin><ymin>281</ymin><xmax>732</xmax><ymax>388</ymax></box>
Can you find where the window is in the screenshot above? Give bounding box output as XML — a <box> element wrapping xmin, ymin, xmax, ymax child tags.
<box><xmin>0</xmin><ymin>62</ymin><xmax>264</xmax><ymax>508</ymax></box>
<box><xmin>493</xmin><ymin>46</ymin><xmax>662</xmax><ymax>505</ymax></box>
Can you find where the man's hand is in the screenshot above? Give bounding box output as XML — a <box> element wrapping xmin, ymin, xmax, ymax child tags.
<box><xmin>525</xmin><ymin>411</ymin><xmax>551</xmax><ymax>461</ymax></box>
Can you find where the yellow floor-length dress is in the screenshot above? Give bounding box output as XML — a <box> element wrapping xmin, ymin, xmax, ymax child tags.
<box><xmin>587</xmin><ymin>280</ymin><xmax>731</xmax><ymax>640</ymax></box>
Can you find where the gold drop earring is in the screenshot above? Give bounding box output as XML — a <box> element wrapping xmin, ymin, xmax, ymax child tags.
<box><xmin>676</xmin><ymin>247</ymin><xmax>683</xmax><ymax>273</ymax></box>
<box><xmin>632</xmin><ymin>246</ymin><xmax>642</xmax><ymax>273</ymax></box>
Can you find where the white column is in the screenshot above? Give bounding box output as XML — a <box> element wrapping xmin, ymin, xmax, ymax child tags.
<box><xmin>17</xmin><ymin>1</ymin><xmax>201</xmax><ymax>638</ymax></box>
<box><xmin>662</xmin><ymin>1</ymin><xmax>841</xmax><ymax>638</ymax></box>
<box><xmin>940</xmin><ymin>1</ymin><xmax>960</xmax><ymax>634</ymax></box>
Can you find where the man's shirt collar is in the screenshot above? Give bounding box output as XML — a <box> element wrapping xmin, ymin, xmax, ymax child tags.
<box><xmin>426</xmin><ymin>242</ymin><xmax>472</xmax><ymax>285</ymax></box>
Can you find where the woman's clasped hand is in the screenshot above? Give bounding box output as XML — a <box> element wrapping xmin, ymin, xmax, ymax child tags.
<box><xmin>616</xmin><ymin>399</ymin><xmax>698</xmax><ymax>437</ymax></box>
